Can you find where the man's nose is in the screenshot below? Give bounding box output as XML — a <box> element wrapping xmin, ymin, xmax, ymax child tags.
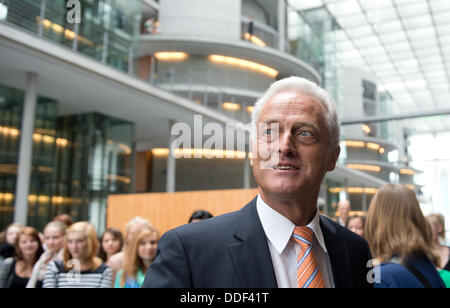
<box><xmin>278</xmin><ymin>131</ymin><xmax>296</xmax><ymax>156</ymax></box>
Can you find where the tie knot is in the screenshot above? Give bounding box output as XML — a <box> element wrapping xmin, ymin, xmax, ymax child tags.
<box><xmin>292</xmin><ymin>226</ymin><xmax>313</xmax><ymax>246</ymax></box>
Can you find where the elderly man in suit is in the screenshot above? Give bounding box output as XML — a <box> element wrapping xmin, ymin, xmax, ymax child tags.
<box><xmin>142</xmin><ymin>77</ymin><xmax>372</xmax><ymax>288</ymax></box>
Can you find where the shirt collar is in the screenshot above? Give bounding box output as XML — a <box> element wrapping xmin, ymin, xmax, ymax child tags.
<box><xmin>256</xmin><ymin>194</ymin><xmax>328</xmax><ymax>254</ymax></box>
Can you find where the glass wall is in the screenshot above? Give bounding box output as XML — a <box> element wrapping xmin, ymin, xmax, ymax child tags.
<box><xmin>0</xmin><ymin>84</ymin><xmax>24</xmax><ymax>229</ymax></box>
<box><xmin>4</xmin><ymin>0</ymin><xmax>141</xmax><ymax>73</ymax></box>
<box><xmin>0</xmin><ymin>84</ymin><xmax>58</xmax><ymax>231</ymax></box>
<box><xmin>51</xmin><ymin>112</ymin><xmax>134</xmax><ymax>234</ymax></box>
<box><xmin>0</xmin><ymin>82</ymin><xmax>135</xmax><ymax>232</ymax></box>
<box><xmin>288</xmin><ymin>7</ymin><xmax>339</xmax><ymax>82</ymax></box>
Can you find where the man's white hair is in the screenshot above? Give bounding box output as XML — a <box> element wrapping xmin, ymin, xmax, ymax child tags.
<box><xmin>250</xmin><ymin>76</ymin><xmax>340</xmax><ymax>149</ymax></box>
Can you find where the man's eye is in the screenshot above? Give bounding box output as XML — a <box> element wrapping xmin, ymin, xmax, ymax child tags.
<box><xmin>299</xmin><ymin>131</ymin><xmax>312</xmax><ymax>137</ymax></box>
<box><xmin>265</xmin><ymin>129</ymin><xmax>272</xmax><ymax>135</ymax></box>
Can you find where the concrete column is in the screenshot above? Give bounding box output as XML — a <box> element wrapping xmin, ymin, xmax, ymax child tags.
<box><xmin>73</xmin><ymin>22</ymin><xmax>79</xmax><ymax>51</ymax></box>
<box><xmin>38</xmin><ymin>0</ymin><xmax>46</xmax><ymax>37</ymax></box>
<box><xmin>166</xmin><ymin>120</ymin><xmax>176</xmax><ymax>192</ymax></box>
<box><xmin>14</xmin><ymin>72</ymin><xmax>38</xmax><ymax>225</ymax></box>
<box><xmin>362</xmin><ymin>184</ymin><xmax>368</xmax><ymax>212</ymax></box>
<box><xmin>149</xmin><ymin>54</ymin><xmax>156</xmax><ymax>84</ymax></box>
<box><xmin>102</xmin><ymin>32</ymin><xmax>109</xmax><ymax>64</ymax></box>
<box><xmin>278</xmin><ymin>0</ymin><xmax>286</xmax><ymax>52</ymax></box>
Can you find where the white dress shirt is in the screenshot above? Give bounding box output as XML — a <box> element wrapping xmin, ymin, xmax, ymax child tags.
<box><xmin>256</xmin><ymin>195</ymin><xmax>335</xmax><ymax>288</ymax></box>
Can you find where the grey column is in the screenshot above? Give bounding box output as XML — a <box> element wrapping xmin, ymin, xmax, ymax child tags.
<box><xmin>362</xmin><ymin>184</ymin><xmax>368</xmax><ymax>213</ymax></box>
<box><xmin>166</xmin><ymin>120</ymin><xmax>176</xmax><ymax>193</ymax></box>
<box><xmin>14</xmin><ymin>72</ymin><xmax>38</xmax><ymax>225</ymax></box>
<box><xmin>278</xmin><ymin>0</ymin><xmax>286</xmax><ymax>52</ymax></box>
<box><xmin>38</xmin><ymin>0</ymin><xmax>46</xmax><ymax>37</ymax></box>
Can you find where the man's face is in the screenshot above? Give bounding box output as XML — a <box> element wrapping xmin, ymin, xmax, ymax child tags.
<box><xmin>338</xmin><ymin>201</ymin><xmax>351</xmax><ymax>218</ymax></box>
<box><xmin>251</xmin><ymin>91</ymin><xmax>340</xmax><ymax>199</ymax></box>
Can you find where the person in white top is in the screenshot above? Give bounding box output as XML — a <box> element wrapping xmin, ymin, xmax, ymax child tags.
<box><xmin>27</xmin><ymin>221</ymin><xmax>66</xmax><ymax>288</ymax></box>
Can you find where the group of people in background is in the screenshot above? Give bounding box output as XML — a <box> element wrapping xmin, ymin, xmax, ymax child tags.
<box><xmin>0</xmin><ymin>210</ymin><xmax>212</xmax><ymax>288</ymax></box>
<box><xmin>0</xmin><ymin>184</ymin><xmax>449</xmax><ymax>288</ymax></box>
<box><xmin>334</xmin><ymin>185</ymin><xmax>450</xmax><ymax>287</ymax></box>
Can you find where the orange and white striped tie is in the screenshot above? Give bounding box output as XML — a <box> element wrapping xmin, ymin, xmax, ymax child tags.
<box><xmin>292</xmin><ymin>226</ymin><xmax>325</xmax><ymax>288</ymax></box>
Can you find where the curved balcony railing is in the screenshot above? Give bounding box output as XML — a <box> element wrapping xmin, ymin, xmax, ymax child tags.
<box><xmin>241</xmin><ymin>16</ymin><xmax>279</xmax><ymax>50</ymax></box>
<box><xmin>1</xmin><ymin>0</ymin><xmax>141</xmax><ymax>74</ymax></box>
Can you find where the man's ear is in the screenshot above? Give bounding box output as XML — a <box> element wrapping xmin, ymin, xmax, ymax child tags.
<box><xmin>327</xmin><ymin>145</ymin><xmax>340</xmax><ymax>171</ymax></box>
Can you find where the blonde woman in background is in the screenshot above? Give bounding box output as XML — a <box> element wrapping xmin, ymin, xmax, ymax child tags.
<box><xmin>107</xmin><ymin>216</ymin><xmax>152</xmax><ymax>275</ymax></box>
<box><xmin>427</xmin><ymin>213</ymin><xmax>450</xmax><ymax>271</ymax></box>
<box><xmin>427</xmin><ymin>213</ymin><xmax>450</xmax><ymax>287</ymax></box>
<box><xmin>43</xmin><ymin>222</ymin><xmax>112</xmax><ymax>288</ymax></box>
<box><xmin>114</xmin><ymin>226</ymin><xmax>159</xmax><ymax>288</ymax></box>
<box><xmin>365</xmin><ymin>184</ymin><xmax>445</xmax><ymax>288</ymax></box>
<box><xmin>27</xmin><ymin>221</ymin><xmax>66</xmax><ymax>288</ymax></box>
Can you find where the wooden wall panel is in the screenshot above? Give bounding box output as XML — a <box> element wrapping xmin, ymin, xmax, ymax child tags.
<box><xmin>107</xmin><ymin>189</ymin><xmax>259</xmax><ymax>236</ymax></box>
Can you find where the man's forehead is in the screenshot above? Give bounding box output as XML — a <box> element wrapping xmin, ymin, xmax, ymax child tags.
<box><xmin>262</xmin><ymin>91</ymin><xmax>324</xmax><ymax>113</ymax></box>
<box><xmin>268</xmin><ymin>91</ymin><xmax>321</xmax><ymax>104</ymax></box>
<box><xmin>259</xmin><ymin>92</ymin><xmax>325</xmax><ymax>122</ymax></box>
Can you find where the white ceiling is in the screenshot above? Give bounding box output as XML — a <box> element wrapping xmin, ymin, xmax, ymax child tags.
<box><xmin>288</xmin><ymin>0</ymin><xmax>450</xmax><ymax>135</ymax></box>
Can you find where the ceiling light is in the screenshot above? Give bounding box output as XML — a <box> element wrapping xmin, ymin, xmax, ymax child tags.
<box><xmin>362</xmin><ymin>124</ymin><xmax>371</xmax><ymax>134</ymax></box>
<box><xmin>209</xmin><ymin>55</ymin><xmax>278</xmax><ymax>78</ymax></box>
<box><xmin>152</xmin><ymin>148</ymin><xmax>170</xmax><ymax>156</ymax></box>
<box><xmin>399</xmin><ymin>169</ymin><xmax>416</xmax><ymax>175</ymax></box>
<box><xmin>366</xmin><ymin>142</ymin><xmax>380</xmax><ymax>151</ymax></box>
<box><xmin>244</xmin><ymin>33</ymin><xmax>267</xmax><ymax>47</ymax></box>
<box><xmin>154</xmin><ymin>52</ymin><xmax>188</xmax><ymax>61</ymax></box>
<box><xmin>345</xmin><ymin>140</ymin><xmax>365</xmax><ymax>148</ymax></box>
<box><xmin>222</xmin><ymin>102</ymin><xmax>241</xmax><ymax>111</ymax></box>
<box><xmin>346</xmin><ymin>164</ymin><xmax>382</xmax><ymax>172</ymax></box>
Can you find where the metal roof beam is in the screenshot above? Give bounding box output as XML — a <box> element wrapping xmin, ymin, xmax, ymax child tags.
<box><xmin>341</xmin><ymin>108</ymin><xmax>450</xmax><ymax>125</ymax></box>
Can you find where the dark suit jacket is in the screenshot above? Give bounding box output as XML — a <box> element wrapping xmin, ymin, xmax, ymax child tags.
<box><xmin>142</xmin><ymin>197</ymin><xmax>373</xmax><ymax>288</ymax></box>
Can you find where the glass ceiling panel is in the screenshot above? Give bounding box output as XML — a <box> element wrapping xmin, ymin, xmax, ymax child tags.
<box><xmin>436</xmin><ymin>23</ymin><xmax>450</xmax><ymax>36</ymax></box>
<box><xmin>326</xmin><ymin>0</ymin><xmax>362</xmax><ymax>16</ymax></box>
<box><xmin>371</xmin><ymin>62</ymin><xmax>395</xmax><ymax>71</ymax></box>
<box><xmin>289</xmin><ymin>0</ymin><xmax>324</xmax><ymax>11</ymax></box>
<box><xmin>430</xmin><ymin>0</ymin><xmax>450</xmax><ymax>12</ymax></box>
<box><xmin>369</xmin><ymin>55</ymin><xmax>391</xmax><ymax>65</ymax></box>
<box><xmin>389</xmin><ymin>51</ymin><xmax>415</xmax><ymax>62</ymax></box>
<box><xmin>384</xmin><ymin>41</ymin><xmax>411</xmax><ymax>53</ymax></box>
<box><xmin>346</xmin><ymin>25</ymin><xmax>374</xmax><ymax>38</ymax></box>
<box><xmin>402</xmin><ymin>15</ymin><xmax>433</xmax><ymax>29</ymax></box>
<box><xmin>432</xmin><ymin>12</ymin><xmax>450</xmax><ymax>25</ymax></box>
<box><xmin>359</xmin><ymin>46</ymin><xmax>386</xmax><ymax>57</ymax></box>
<box><xmin>288</xmin><ymin>0</ymin><xmax>450</xmax><ymax>135</ymax></box>
<box><xmin>335</xmin><ymin>40</ymin><xmax>355</xmax><ymax>51</ymax></box>
<box><xmin>410</xmin><ymin>38</ymin><xmax>438</xmax><ymax>50</ymax></box>
<box><xmin>380</xmin><ymin>31</ymin><xmax>408</xmax><ymax>43</ymax></box>
<box><xmin>375</xmin><ymin>20</ymin><xmax>403</xmax><ymax>34</ymax></box>
<box><xmin>335</xmin><ymin>14</ymin><xmax>367</xmax><ymax>28</ymax></box>
<box><xmin>397</xmin><ymin>3</ymin><xmax>429</xmax><ymax>18</ymax></box>
<box><xmin>359</xmin><ymin>0</ymin><xmax>393</xmax><ymax>10</ymax></box>
<box><xmin>352</xmin><ymin>36</ymin><xmax>381</xmax><ymax>48</ymax></box>
<box><xmin>407</xmin><ymin>27</ymin><xmax>436</xmax><ymax>40</ymax></box>
<box><xmin>376</xmin><ymin>7</ymin><xmax>400</xmax><ymax>22</ymax></box>
<box><xmin>439</xmin><ymin>34</ymin><xmax>450</xmax><ymax>45</ymax></box>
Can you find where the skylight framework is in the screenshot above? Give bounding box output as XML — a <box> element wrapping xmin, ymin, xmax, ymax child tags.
<box><xmin>288</xmin><ymin>0</ymin><xmax>450</xmax><ymax>133</ymax></box>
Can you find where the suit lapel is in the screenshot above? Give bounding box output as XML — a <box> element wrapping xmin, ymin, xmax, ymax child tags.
<box><xmin>228</xmin><ymin>198</ymin><xmax>278</xmax><ymax>288</ymax></box>
<box><xmin>320</xmin><ymin>216</ymin><xmax>354</xmax><ymax>288</ymax></box>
